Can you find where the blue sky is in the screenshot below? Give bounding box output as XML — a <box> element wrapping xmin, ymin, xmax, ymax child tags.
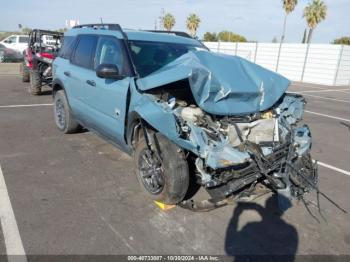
<box><xmin>0</xmin><ymin>0</ymin><xmax>349</xmax><ymax>43</ymax></box>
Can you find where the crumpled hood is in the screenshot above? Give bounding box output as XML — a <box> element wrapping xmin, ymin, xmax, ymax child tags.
<box><xmin>136</xmin><ymin>51</ymin><xmax>291</xmax><ymax>115</ymax></box>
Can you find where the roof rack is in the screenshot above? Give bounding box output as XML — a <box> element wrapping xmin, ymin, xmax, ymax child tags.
<box><xmin>72</xmin><ymin>24</ymin><xmax>122</xmax><ymax>31</ymax></box>
<box><xmin>145</xmin><ymin>30</ymin><xmax>193</xmax><ymax>39</ymax></box>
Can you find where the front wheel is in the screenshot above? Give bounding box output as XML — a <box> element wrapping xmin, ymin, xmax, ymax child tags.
<box><xmin>20</xmin><ymin>63</ymin><xmax>30</xmax><ymax>82</ymax></box>
<box><xmin>134</xmin><ymin>133</ymin><xmax>189</xmax><ymax>204</ymax></box>
<box><xmin>53</xmin><ymin>90</ymin><xmax>79</xmax><ymax>134</ymax></box>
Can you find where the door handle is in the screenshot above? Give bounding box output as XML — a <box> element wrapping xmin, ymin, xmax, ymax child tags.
<box><xmin>64</xmin><ymin>71</ymin><xmax>71</xmax><ymax>77</ymax></box>
<box><xmin>86</xmin><ymin>80</ymin><xmax>96</xmax><ymax>87</ymax></box>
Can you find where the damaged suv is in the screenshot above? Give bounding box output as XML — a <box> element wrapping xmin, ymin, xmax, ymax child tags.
<box><xmin>52</xmin><ymin>24</ymin><xmax>317</xmax><ymax>209</ymax></box>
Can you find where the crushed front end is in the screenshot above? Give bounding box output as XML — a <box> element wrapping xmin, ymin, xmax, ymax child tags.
<box><xmin>134</xmin><ymin>51</ymin><xmax>318</xmax><ymax>210</ymax></box>
<box><xmin>171</xmin><ymin>93</ymin><xmax>318</xmax><ymax>208</ymax></box>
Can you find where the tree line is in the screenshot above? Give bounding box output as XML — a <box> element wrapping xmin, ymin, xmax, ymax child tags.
<box><xmin>0</xmin><ymin>27</ymin><xmax>67</xmax><ymax>41</ymax></box>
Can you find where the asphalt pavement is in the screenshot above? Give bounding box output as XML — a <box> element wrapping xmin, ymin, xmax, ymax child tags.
<box><xmin>0</xmin><ymin>73</ymin><xmax>349</xmax><ymax>259</ymax></box>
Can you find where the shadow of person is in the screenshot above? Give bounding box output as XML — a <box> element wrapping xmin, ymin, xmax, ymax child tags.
<box><xmin>225</xmin><ymin>195</ymin><xmax>298</xmax><ymax>261</ymax></box>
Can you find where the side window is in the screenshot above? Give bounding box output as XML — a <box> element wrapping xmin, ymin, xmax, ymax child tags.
<box><xmin>5</xmin><ymin>36</ymin><xmax>17</xmax><ymax>44</ymax></box>
<box><xmin>58</xmin><ymin>36</ymin><xmax>76</xmax><ymax>59</ymax></box>
<box><xmin>19</xmin><ymin>37</ymin><xmax>29</xmax><ymax>43</ymax></box>
<box><xmin>71</xmin><ymin>35</ymin><xmax>96</xmax><ymax>69</ymax></box>
<box><xmin>94</xmin><ymin>36</ymin><xmax>129</xmax><ymax>75</ymax></box>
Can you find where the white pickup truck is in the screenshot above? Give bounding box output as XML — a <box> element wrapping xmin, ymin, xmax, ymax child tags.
<box><xmin>0</xmin><ymin>35</ymin><xmax>29</xmax><ymax>53</ymax></box>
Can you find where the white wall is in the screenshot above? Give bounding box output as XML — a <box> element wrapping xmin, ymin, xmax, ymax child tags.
<box><xmin>335</xmin><ymin>45</ymin><xmax>350</xmax><ymax>86</ymax></box>
<box><xmin>203</xmin><ymin>42</ymin><xmax>350</xmax><ymax>86</ymax></box>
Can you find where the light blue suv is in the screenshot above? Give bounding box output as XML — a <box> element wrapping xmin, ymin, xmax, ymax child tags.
<box><xmin>52</xmin><ymin>24</ymin><xmax>317</xmax><ymax>210</ymax></box>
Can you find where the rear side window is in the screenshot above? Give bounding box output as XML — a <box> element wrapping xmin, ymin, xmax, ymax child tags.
<box><xmin>19</xmin><ymin>37</ymin><xmax>29</xmax><ymax>43</ymax></box>
<box><xmin>71</xmin><ymin>35</ymin><xmax>96</xmax><ymax>69</ymax></box>
<box><xmin>59</xmin><ymin>36</ymin><xmax>76</xmax><ymax>59</ymax></box>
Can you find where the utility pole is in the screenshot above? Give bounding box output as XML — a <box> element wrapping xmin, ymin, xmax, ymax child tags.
<box><xmin>158</xmin><ymin>8</ymin><xmax>165</xmax><ymax>30</ymax></box>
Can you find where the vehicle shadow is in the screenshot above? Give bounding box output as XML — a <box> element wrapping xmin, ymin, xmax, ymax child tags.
<box><xmin>225</xmin><ymin>194</ymin><xmax>298</xmax><ymax>261</ymax></box>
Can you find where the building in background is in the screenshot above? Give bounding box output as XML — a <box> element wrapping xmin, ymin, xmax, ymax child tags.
<box><xmin>65</xmin><ymin>20</ymin><xmax>80</xmax><ymax>28</ymax></box>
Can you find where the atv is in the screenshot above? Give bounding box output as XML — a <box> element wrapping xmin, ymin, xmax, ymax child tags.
<box><xmin>21</xmin><ymin>29</ymin><xmax>63</xmax><ymax>95</ymax></box>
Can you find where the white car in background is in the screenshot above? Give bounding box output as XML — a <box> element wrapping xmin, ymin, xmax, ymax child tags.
<box><xmin>0</xmin><ymin>35</ymin><xmax>29</xmax><ymax>53</ymax></box>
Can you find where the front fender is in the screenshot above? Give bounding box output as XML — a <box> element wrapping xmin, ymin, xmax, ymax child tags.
<box><xmin>129</xmin><ymin>95</ymin><xmax>198</xmax><ymax>154</ymax></box>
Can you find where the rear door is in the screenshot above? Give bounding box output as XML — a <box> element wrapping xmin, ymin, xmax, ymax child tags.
<box><xmin>66</xmin><ymin>35</ymin><xmax>97</xmax><ymax>124</ymax></box>
<box><xmin>84</xmin><ymin>35</ymin><xmax>132</xmax><ymax>148</ymax></box>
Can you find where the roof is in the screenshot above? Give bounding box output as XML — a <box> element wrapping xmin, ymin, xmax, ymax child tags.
<box><xmin>65</xmin><ymin>27</ymin><xmax>201</xmax><ymax>45</ymax></box>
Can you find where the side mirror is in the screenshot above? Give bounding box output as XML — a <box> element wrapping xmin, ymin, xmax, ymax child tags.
<box><xmin>96</xmin><ymin>64</ymin><xmax>124</xmax><ymax>80</ymax></box>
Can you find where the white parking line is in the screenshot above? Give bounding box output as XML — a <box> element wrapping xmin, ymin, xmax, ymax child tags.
<box><xmin>0</xmin><ymin>104</ymin><xmax>53</xmax><ymax>109</ymax></box>
<box><xmin>296</xmin><ymin>93</ymin><xmax>350</xmax><ymax>104</ymax></box>
<box><xmin>297</xmin><ymin>88</ymin><xmax>350</xmax><ymax>93</ymax></box>
<box><xmin>0</xmin><ymin>165</ymin><xmax>27</xmax><ymax>262</ymax></box>
<box><xmin>317</xmin><ymin>161</ymin><xmax>350</xmax><ymax>177</ymax></box>
<box><xmin>292</xmin><ymin>84</ymin><xmax>329</xmax><ymax>90</ymax></box>
<box><xmin>305</xmin><ymin>110</ymin><xmax>350</xmax><ymax>123</ymax></box>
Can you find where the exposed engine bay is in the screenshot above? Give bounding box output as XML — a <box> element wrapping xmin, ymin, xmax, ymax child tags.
<box><xmin>148</xmin><ymin>86</ymin><xmax>318</xmax><ymax>209</ymax></box>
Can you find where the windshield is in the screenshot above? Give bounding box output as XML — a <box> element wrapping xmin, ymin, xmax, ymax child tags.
<box><xmin>129</xmin><ymin>40</ymin><xmax>207</xmax><ymax>77</ymax></box>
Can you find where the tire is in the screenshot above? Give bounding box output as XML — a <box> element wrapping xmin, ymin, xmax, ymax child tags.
<box><xmin>20</xmin><ymin>63</ymin><xmax>30</xmax><ymax>82</ymax></box>
<box><xmin>134</xmin><ymin>133</ymin><xmax>189</xmax><ymax>204</ymax></box>
<box><xmin>29</xmin><ymin>70</ymin><xmax>42</xmax><ymax>95</ymax></box>
<box><xmin>53</xmin><ymin>90</ymin><xmax>79</xmax><ymax>134</ymax></box>
<box><xmin>0</xmin><ymin>52</ymin><xmax>4</xmax><ymax>63</ymax></box>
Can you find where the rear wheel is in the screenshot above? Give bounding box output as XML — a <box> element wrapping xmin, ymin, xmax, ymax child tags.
<box><xmin>134</xmin><ymin>133</ymin><xmax>189</xmax><ymax>204</ymax></box>
<box><xmin>20</xmin><ymin>63</ymin><xmax>30</xmax><ymax>82</ymax></box>
<box><xmin>0</xmin><ymin>52</ymin><xmax>4</xmax><ymax>63</ymax></box>
<box><xmin>29</xmin><ymin>70</ymin><xmax>42</xmax><ymax>95</ymax></box>
<box><xmin>53</xmin><ymin>90</ymin><xmax>79</xmax><ymax>134</ymax></box>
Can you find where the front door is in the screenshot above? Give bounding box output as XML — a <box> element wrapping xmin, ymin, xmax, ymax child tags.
<box><xmin>84</xmin><ymin>35</ymin><xmax>132</xmax><ymax>148</ymax></box>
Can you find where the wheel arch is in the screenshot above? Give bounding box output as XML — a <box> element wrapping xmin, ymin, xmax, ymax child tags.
<box><xmin>52</xmin><ymin>79</ymin><xmax>66</xmax><ymax>97</ymax></box>
<box><xmin>52</xmin><ymin>79</ymin><xmax>75</xmax><ymax>114</ymax></box>
<box><xmin>126</xmin><ymin>111</ymin><xmax>158</xmax><ymax>151</ymax></box>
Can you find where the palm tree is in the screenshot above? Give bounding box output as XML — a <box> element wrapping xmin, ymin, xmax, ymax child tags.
<box><xmin>303</xmin><ymin>0</ymin><xmax>327</xmax><ymax>43</ymax></box>
<box><xmin>301</xmin><ymin>28</ymin><xmax>307</xmax><ymax>43</ymax></box>
<box><xmin>186</xmin><ymin>14</ymin><xmax>201</xmax><ymax>37</ymax></box>
<box><xmin>281</xmin><ymin>0</ymin><xmax>298</xmax><ymax>42</ymax></box>
<box><xmin>162</xmin><ymin>13</ymin><xmax>176</xmax><ymax>31</ymax></box>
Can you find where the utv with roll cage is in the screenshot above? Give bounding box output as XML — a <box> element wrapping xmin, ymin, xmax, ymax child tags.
<box><xmin>21</xmin><ymin>29</ymin><xmax>63</xmax><ymax>95</ymax></box>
